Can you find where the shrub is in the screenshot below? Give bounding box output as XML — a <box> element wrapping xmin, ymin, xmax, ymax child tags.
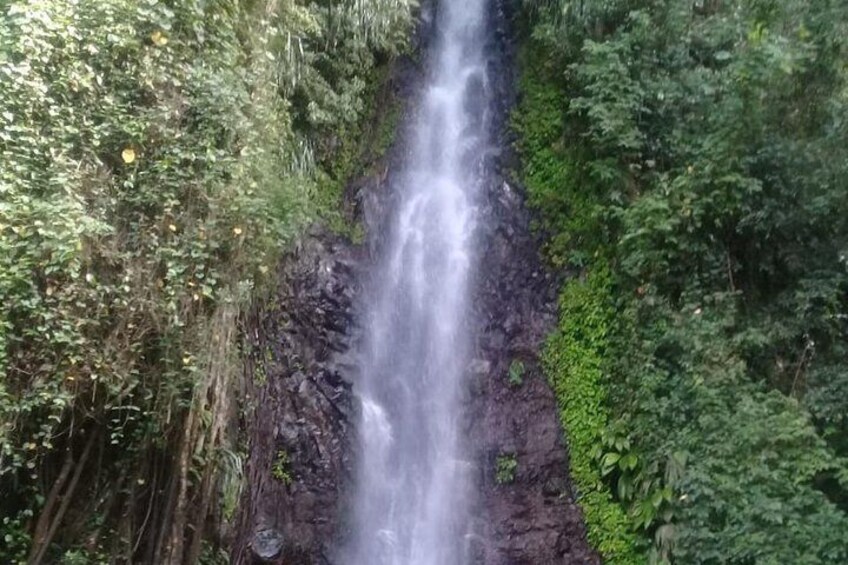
<box><xmin>508</xmin><ymin>360</ymin><xmax>526</xmax><ymax>387</ymax></box>
<box><xmin>495</xmin><ymin>453</ymin><xmax>518</xmax><ymax>485</ymax></box>
<box><xmin>518</xmin><ymin>0</ymin><xmax>848</xmax><ymax>561</ymax></box>
<box><xmin>543</xmin><ymin>270</ymin><xmax>642</xmax><ymax>564</ymax></box>
<box><xmin>0</xmin><ymin>0</ymin><xmax>415</xmax><ymax>560</ymax></box>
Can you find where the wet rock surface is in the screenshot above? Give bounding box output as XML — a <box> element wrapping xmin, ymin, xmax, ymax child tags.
<box><xmin>463</xmin><ymin>2</ymin><xmax>600</xmax><ymax>563</ymax></box>
<box><xmin>251</xmin><ymin>528</ymin><xmax>286</xmax><ymax>562</ymax></box>
<box><xmin>468</xmin><ymin>177</ymin><xmax>600</xmax><ymax>563</ymax></box>
<box><xmin>231</xmin><ymin>231</ymin><xmax>362</xmax><ymax>565</ymax></box>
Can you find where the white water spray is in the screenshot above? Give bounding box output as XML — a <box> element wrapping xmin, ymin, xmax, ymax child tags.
<box><xmin>345</xmin><ymin>1</ymin><xmax>491</xmax><ymax>564</ymax></box>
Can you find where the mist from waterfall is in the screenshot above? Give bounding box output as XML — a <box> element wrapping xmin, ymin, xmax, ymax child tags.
<box><xmin>344</xmin><ymin>1</ymin><xmax>492</xmax><ymax>563</ymax></box>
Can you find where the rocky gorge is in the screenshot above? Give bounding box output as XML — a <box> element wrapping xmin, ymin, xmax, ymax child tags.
<box><xmin>232</xmin><ymin>1</ymin><xmax>598</xmax><ymax>563</ymax></box>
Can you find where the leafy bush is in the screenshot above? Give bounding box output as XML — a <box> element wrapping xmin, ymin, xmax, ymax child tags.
<box><xmin>271</xmin><ymin>450</ymin><xmax>293</xmax><ymax>485</ymax></box>
<box><xmin>512</xmin><ymin>46</ymin><xmax>609</xmax><ymax>267</ymax></box>
<box><xmin>495</xmin><ymin>453</ymin><xmax>519</xmax><ymax>485</ymax></box>
<box><xmin>543</xmin><ymin>270</ymin><xmax>642</xmax><ymax>564</ymax></box>
<box><xmin>508</xmin><ymin>359</ymin><xmax>526</xmax><ymax>387</ymax></box>
<box><xmin>518</xmin><ymin>0</ymin><xmax>848</xmax><ymax>561</ymax></box>
<box><xmin>611</xmin><ymin>294</ymin><xmax>848</xmax><ymax>562</ymax></box>
<box><xmin>0</xmin><ymin>0</ymin><xmax>414</xmax><ymax>561</ymax></box>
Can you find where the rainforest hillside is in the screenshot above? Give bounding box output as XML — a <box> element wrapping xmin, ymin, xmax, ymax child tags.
<box><xmin>515</xmin><ymin>0</ymin><xmax>848</xmax><ymax>562</ymax></box>
<box><xmin>1</xmin><ymin>0</ymin><xmax>847</xmax><ymax>563</ymax></box>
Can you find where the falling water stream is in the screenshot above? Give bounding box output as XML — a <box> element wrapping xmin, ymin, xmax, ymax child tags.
<box><xmin>345</xmin><ymin>1</ymin><xmax>491</xmax><ymax>563</ymax></box>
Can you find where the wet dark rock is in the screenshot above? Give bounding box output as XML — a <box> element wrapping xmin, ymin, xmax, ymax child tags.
<box><xmin>231</xmin><ymin>229</ymin><xmax>362</xmax><ymax>565</ymax></box>
<box><xmin>463</xmin><ymin>0</ymin><xmax>600</xmax><ymax>563</ymax></box>
<box><xmin>251</xmin><ymin>528</ymin><xmax>285</xmax><ymax>562</ymax></box>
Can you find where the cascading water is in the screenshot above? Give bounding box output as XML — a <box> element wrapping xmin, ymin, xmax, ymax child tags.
<box><xmin>345</xmin><ymin>1</ymin><xmax>492</xmax><ymax>563</ymax></box>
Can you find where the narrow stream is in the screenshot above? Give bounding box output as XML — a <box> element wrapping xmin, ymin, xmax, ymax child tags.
<box><xmin>345</xmin><ymin>1</ymin><xmax>492</xmax><ymax>563</ymax></box>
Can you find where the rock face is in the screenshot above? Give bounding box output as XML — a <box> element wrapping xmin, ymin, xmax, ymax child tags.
<box><xmin>233</xmin><ymin>1</ymin><xmax>600</xmax><ymax>563</ymax></box>
<box><xmin>251</xmin><ymin>528</ymin><xmax>286</xmax><ymax>562</ymax></box>
<box><xmin>468</xmin><ymin>177</ymin><xmax>601</xmax><ymax>564</ymax></box>
<box><xmin>462</xmin><ymin>2</ymin><xmax>600</xmax><ymax>563</ymax></box>
<box><xmin>231</xmin><ymin>231</ymin><xmax>362</xmax><ymax>564</ymax></box>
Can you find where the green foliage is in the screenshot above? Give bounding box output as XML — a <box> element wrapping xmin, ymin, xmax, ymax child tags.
<box><xmin>495</xmin><ymin>453</ymin><xmax>518</xmax><ymax>485</ymax></box>
<box><xmin>0</xmin><ymin>0</ymin><xmax>414</xmax><ymax>560</ymax></box>
<box><xmin>1</xmin><ymin>512</ymin><xmax>30</xmax><ymax>563</ymax></box>
<box><xmin>512</xmin><ymin>44</ymin><xmax>609</xmax><ymax>267</ymax></box>
<box><xmin>508</xmin><ymin>359</ymin><xmax>526</xmax><ymax>387</ymax></box>
<box><xmin>220</xmin><ymin>448</ymin><xmax>244</xmax><ymax>520</ymax></box>
<box><xmin>543</xmin><ymin>270</ymin><xmax>642</xmax><ymax>564</ymax></box>
<box><xmin>60</xmin><ymin>548</ymin><xmax>109</xmax><ymax>565</ymax></box>
<box><xmin>611</xmin><ymin>296</ymin><xmax>848</xmax><ymax>563</ymax></box>
<box><xmin>312</xmin><ymin>61</ymin><xmax>406</xmax><ymax>238</ymax></box>
<box><xmin>519</xmin><ymin>0</ymin><xmax>848</xmax><ymax>562</ymax></box>
<box><xmin>271</xmin><ymin>450</ymin><xmax>293</xmax><ymax>485</ymax></box>
<box><xmin>198</xmin><ymin>542</ymin><xmax>231</xmax><ymax>565</ymax></box>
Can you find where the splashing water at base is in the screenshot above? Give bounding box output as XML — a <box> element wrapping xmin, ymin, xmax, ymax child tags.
<box><xmin>344</xmin><ymin>1</ymin><xmax>492</xmax><ymax>564</ymax></box>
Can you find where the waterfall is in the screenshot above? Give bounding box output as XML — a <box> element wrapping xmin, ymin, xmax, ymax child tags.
<box><xmin>345</xmin><ymin>0</ymin><xmax>491</xmax><ymax>563</ymax></box>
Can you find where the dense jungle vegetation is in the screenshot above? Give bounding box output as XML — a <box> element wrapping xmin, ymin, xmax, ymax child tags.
<box><xmin>516</xmin><ymin>0</ymin><xmax>848</xmax><ymax>562</ymax></box>
<box><xmin>4</xmin><ymin>0</ymin><xmax>848</xmax><ymax>562</ymax></box>
<box><xmin>0</xmin><ymin>0</ymin><xmax>413</xmax><ymax>562</ymax></box>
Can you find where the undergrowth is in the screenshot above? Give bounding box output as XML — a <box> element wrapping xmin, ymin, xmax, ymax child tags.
<box><xmin>543</xmin><ymin>269</ymin><xmax>642</xmax><ymax>564</ymax></box>
<box><xmin>515</xmin><ymin>40</ymin><xmax>641</xmax><ymax>563</ymax></box>
<box><xmin>516</xmin><ymin>0</ymin><xmax>848</xmax><ymax>562</ymax></box>
<box><xmin>0</xmin><ymin>0</ymin><xmax>415</xmax><ymax>561</ymax></box>
<box><xmin>495</xmin><ymin>453</ymin><xmax>518</xmax><ymax>485</ymax></box>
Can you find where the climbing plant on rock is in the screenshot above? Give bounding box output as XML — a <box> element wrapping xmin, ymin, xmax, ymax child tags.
<box><xmin>0</xmin><ymin>0</ymin><xmax>414</xmax><ymax>562</ymax></box>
